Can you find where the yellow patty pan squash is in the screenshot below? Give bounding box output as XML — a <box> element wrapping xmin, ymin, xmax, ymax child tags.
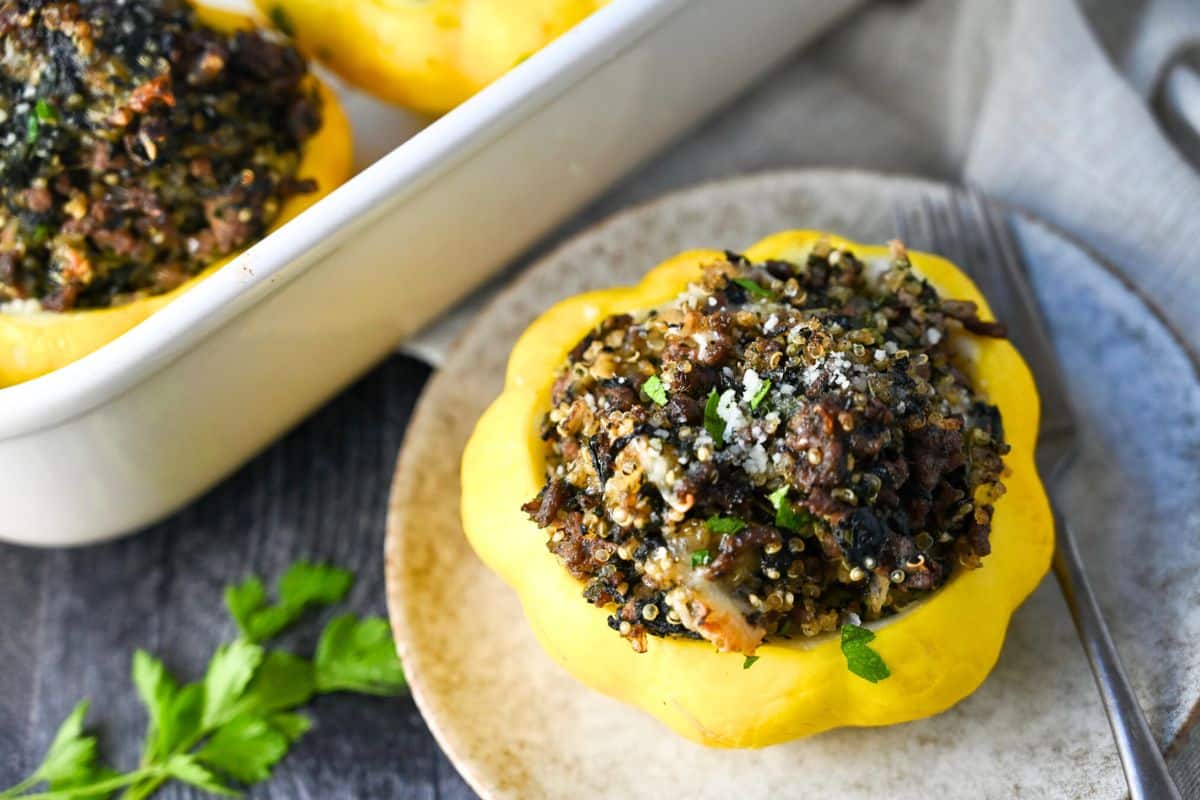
<box><xmin>461</xmin><ymin>230</ymin><xmax>1054</xmax><ymax>748</ymax></box>
<box><xmin>0</xmin><ymin>6</ymin><xmax>354</xmax><ymax>389</ymax></box>
<box><xmin>256</xmin><ymin>0</ymin><xmax>606</xmax><ymax>114</ymax></box>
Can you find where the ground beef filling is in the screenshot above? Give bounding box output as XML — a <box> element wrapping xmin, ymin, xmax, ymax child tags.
<box><xmin>524</xmin><ymin>242</ymin><xmax>1010</xmax><ymax>655</ymax></box>
<box><xmin>0</xmin><ymin>0</ymin><xmax>321</xmax><ymax>310</ymax></box>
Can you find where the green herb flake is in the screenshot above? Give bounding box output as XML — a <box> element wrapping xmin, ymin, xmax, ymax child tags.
<box><xmin>268</xmin><ymin>5</ymin><xmax>296</xmax><ymax>36</ymax></box>
<box><xmin>840</xmin><ymin>623</ymin><xmax>890</xmax><ymax>683</ymax></box>
<box><xmin>743</xmin><ymin>655</ymin><xmax>760</xmax><ymax>670</ymax></box>
<box><xmin>731</xmin><ymin>277</ymin><xmax>776</xmax><ymax>300</ymax></box>
<box><xmin>749</xmin><ymin>378</ymin><xmax>771</xmax><ymax>411</ymax></box>
<box><xmin>642</xmin><ymin>374</ymin><xmax>668</xmax><ymax>406</ymax></box>
<box><xmin>690</xmin><ymin>549</ymin><xmax>711</xmax><ymax>568</ymax></box>
<box><xmin>34</xmin><ymin>99</ymin><xmax>58</xmax><ymax>124</ymax></box>
<box><xmin>704</xmin><ymin>389</ymin><xmax>725</xmax><ymax>446</ymax></box>
<box><xmin>706</xmin><ymin>516</ymin><xmax>745</xmax><ymax>535</ymax></box>
<box><xmin>25</xmin><ymin>116</ymin><xmax>38</xmax><ymax>143</ymax></box>
<box><xmin>768</xmin><ymin>485</ymin><xmax>811</xmax><ymax>534</ymax></box>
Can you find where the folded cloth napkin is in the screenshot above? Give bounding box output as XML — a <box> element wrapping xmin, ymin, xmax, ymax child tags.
<box><xmin>734</xmin><ymin>0</ymin><xmax>1200</xmax><ymax>339</ymax></box>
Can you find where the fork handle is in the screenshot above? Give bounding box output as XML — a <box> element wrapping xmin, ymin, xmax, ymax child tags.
<box><xmin>1052</xmin><ymin>504</ymin><xmax>1182</xmax><ymax>800</ymax></box>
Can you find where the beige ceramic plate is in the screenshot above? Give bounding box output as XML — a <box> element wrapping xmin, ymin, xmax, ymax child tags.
<box><xmin>386</xmin><ymin>170</ymin><xmax>1200</xmax><ymax>799</ymax></box>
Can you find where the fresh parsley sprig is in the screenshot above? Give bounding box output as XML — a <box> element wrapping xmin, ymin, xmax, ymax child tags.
<box><xmin>1</xmin><ymin>562</ymin><xmax>406</xmax><ymax>800</ymax></box>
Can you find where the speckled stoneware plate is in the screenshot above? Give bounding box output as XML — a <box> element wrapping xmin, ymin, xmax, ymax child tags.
<box><xmin>385</xmin><ymin>170</ymin><xmax>1200</xmax><ymax>800</ymax></box>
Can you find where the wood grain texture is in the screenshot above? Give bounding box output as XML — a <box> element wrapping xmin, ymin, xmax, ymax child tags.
<box><xmin>0</xmin><ymin>355</ymin><xmax>477</xmax><ymax>800</ymax></box>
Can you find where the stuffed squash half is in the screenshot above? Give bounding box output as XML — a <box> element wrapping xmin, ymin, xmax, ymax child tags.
<box><xmin>462</xmin><ymin>230</ymin><xmax>1053</xmax><ymax>748</ymax></box>
<box><xmin>0</xmin><ymin>1</ymin><xmax>353</xmax><ymax>387</ymax></box>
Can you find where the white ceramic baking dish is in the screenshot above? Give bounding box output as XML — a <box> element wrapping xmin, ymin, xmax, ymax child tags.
<box><xmin>0</xmin><ymin>0</ymin><xmax>857</xmax><ymax>546</ymax></box>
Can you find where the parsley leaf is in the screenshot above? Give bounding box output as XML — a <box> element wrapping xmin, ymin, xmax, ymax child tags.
<box><xmin>155</xmin><ymin>683</ymin><xmax>203</xmax><ymax>758</ymax></box>
<box><xmin>704</xmin><ymin>389</ymin><xmax>725</xmax><ymax>446</ymax></box>
<box><xmin>26</xmin><ymin>700</ymin><xmax>101</xmax><ymax>790</ymax></box>
<box><xmin>224</xmin><ymin>578</ymin><xmax>268</xmax><ymax>634</ymax></box>
<box><xmin>197</xmin><ymin>715</ymin><xmax>293</xmax><ymax>784</ymax></box>
<box><xmin>201</xmin><ymin>640</ymin><xmax>265</xmax><ymax>729</ymax></box>
<box><xmin>690</xmin><ymin>549</ymin><xmax>711</xmax><ymax>568</ymax></box>
<box><xmin>768</xmin><ymin>486</ymin><xmax>811</xmax><ymax>533</ymax></box>
<box><xmin>749</xmin><ymin>378</ymin><xmax>771</xmax><ymax>411</ymax></box>
<box><xmin>34</xmin><ymin>98</ymin><xmax>58</xmax><ymax>124</ymax></box>
<box><xmin>226</xmin><ymin>562</ymin><xmax>353</xmax><ymax>643</ymax></box>
<box><xmin>267</xmin><ymin>5</ymin><xmax>296</xmax><ymax>36</ymax></box>
<box><xmin>132</xmin><ymin>650</ymin><xmax>181</xmax><ymax>761</ymax></box>
<box><xmin>163</xmin><ymin>755</ymin><xmax>237</xmax><ymax>796</ymax></box>
<box><xmin>266</xmin><ymin>712</ymin><xmax>311</xmax><ymax>743</ymax></box>
<box><xmin>706</xmin><ymin>516</ymin><xmax>745</xmax><ymax>535</ymax></box>
<box><xmin>226</xmin><ymin>651</ymin><xmax>316</xmax><ymax>720</ymax></box>
<box><xmin>641</xmin><ymin>374</ymin><xmax>668</xmax><ymax>406</ymax></box>
<box><xmin>731</xmin><ymin>277</ymin><xmax>776</xmax><ymax>300</ymax></box>
<box><xmin>279</xmin><ymin>562</ymin><xmax>354</xmax><ymax>610</ymax></box>
<box><xmin>743</xmin><ymin>655</ymin><xmax>760</xmax><ymax>669</ymax></box>
<box><xmin>314</xmin><ymin>615</ymin><xmax>407</xmax><ymax>695</ymax></box>
<box><xmin>840</xmin><ymin>624</ymin><xmax>890</xmax><ymax>683</ymax></box>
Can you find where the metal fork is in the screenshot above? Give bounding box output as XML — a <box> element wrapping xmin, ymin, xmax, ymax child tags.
<box><xmin>897</xmin><ymin>190</ymin><xmax>1182</xmax><ymax>800</ymax></box>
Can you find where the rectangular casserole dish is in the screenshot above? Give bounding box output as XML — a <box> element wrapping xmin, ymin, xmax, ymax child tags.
<box><xmin>0</xmin><ymin>0</ymin><xmax>857</xmax><ymax>546</ymax></box>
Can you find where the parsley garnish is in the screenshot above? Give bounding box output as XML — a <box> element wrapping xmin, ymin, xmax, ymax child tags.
<box><xmin>743</xmin><ymin>655</ymin><xmax>760</xmax><ymax>670</ymax></box>
<box><xmin>706</xmin><ymin>516</ymin><xmax>745</xmax><ymax>535</ymax></box>
<box><xmin>268</xmin><ymin>5</ymin><xmax>296</xmax><ymax>36</ymax></box>
<box><xmin>34</xmin><ymin>99</ymin><xmax>58</xmax><ymax>124</ymax></box>
<box><xmin>225</xmin><ymin>561</ymin><xmax>353</xmax><ymax>643</ymax></box>
<box><xmin>768</xmin><ymin>486</ymin><xmax>811</xmax><ymax>533</ymax></box>
<box><xmin>691</xmin><ymin>549</ymin><xmax>711</xmax><ymax>568</ymax></box>
<box><xmin>704</xmin><ymin>389</ymin><xmax>725</xmax><ymax>446</ymax></box>
<box><xmin>642</xmin><ymin>374</ymin><xmax>668</xmax><ymax>406</ymax></box>
<box><xmin>749</xmin><ymin>378</ymin><xmax>771</xmax><ymax>411</ymax></box>
<box><xmin>25</xmin><ymin>116</ymin><xmax>38</xmax><ymax>143</ymax></box>
<box><xmin>731</xmin><ymin>277</ymin><xmax>776</xmax><ymax>300</ymax></box>
<box><xmin>840</xmin><ymin>623</ymin><xmax>890</xmax><ymax>683</ymax></box>
<box><xmin>1</xmin><ymin>561</ymin><xmax>405</xmax><ymax>800</ymax></box>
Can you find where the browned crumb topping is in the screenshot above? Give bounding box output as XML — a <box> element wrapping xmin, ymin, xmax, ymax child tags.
<box><xmin>523</xmin><ymin>242</ymin><xmax>1010</xmax><ymax>655</ymax></box>
<box><xmin>0</xmin><ymin>0</ymin><xmax>321</xmax><ymax>310</ymax></box>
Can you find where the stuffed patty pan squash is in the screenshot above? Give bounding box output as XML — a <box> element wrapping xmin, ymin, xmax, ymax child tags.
<box><xmin>462</xmin><ymin>230</ymin><xmax>1053</xmax><ymax>748</ymax></box>
<box><xmin>256</xmin><ymin>0</ymin><xmax>606</xmax><ymax>115</ymax></box>
<box><xmin>0</xmin><ymin>2</ymin><xmax>352</xmax><ymax>387</ymax></box>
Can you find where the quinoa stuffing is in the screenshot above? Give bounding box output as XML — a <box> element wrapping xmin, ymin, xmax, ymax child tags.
<box><xmin>523</xmin><ymin>241</ymin><xmax>1010</xmax><ymax>655</ymax></box>
<box><xmin>0</xmin><ymin>0</ymin><xmax>322</xmax><ymax>311</ymax></box>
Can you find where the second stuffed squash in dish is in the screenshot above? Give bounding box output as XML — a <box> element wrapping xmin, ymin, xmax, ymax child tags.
<box><xmin>0</xmin><ymin>2</ymin><xmax>353</xmax><ymax>387</ymax></box>
<box><xmin>256</xmin><ymin>0</ymin><xmax>606</xmax><ymax>115</ymax></box>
